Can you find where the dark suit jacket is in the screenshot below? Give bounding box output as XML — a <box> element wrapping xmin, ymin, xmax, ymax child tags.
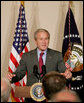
<box><xmin>11</xmin><ymin>48</ymin><xmax>66</xmax><ymax>86</ymax></box>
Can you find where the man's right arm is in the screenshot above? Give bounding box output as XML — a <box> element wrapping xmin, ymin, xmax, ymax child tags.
<box><xmin>7</xmin><ymin>71</ymin><xmax>25</xmax><ymax>83</ymax></box>
<box><xmin>7</xmin><ymin>53</ymin><xmax>27</xmax><ymax>83</ymax></box>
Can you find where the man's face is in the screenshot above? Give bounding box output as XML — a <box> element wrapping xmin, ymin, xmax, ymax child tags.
<box><xmin>35</xmin><ymin>32</ymin><xmax>49</xmax><ymax>51</ymax></box>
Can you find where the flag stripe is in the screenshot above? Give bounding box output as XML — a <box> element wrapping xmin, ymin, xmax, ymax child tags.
<box><xmin>11</xmin><ymin>46</ymin><xmax>21</xmax><ymax>63</ymax></box>
<box><xmin>8</xmin><ymin>66</ymin><xmax>13</xmax><ymax>73</ymax></box>
<box><xmin>25</xmin><ymin>45</ymin><xmax>28</xmax><ymax>52</ymax></box>
<box><xmin>10</xmin><ymin>53</ymin><xmax>19</xmax><ymax>68</ymax></box>
<box><xmin>14</xmin><ymin>82</ymin><xmax>21</xmax><ymax>86</ymax></box>
<box><xmin>26</xmin><ymin>42</ymin><xmax>30</xmax><ymax>51</ymax></box>
<box><xmin>9</xmin><ymin>59</ymin><xmax>17</xmax><ymax>72</ymax></box>
<box><xmin>11</xmin><ymin>88</ymin><xmax>21</xmax><ymax>102</ymax></box>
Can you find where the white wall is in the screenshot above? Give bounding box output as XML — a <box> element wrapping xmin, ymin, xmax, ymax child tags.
<box><xmin>1</xmin><ymin>1</ymin><xmax>83</xmax><ymax>77</ymax></box>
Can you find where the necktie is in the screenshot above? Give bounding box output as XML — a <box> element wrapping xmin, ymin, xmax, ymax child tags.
<box><xmin>39</xmin><ymin>52</ymin><xmax>44</xmax><ymax>73</ymax></box>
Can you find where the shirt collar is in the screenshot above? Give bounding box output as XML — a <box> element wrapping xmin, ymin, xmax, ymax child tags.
<box><xmin>37</xmin><ymin>48</ymin><xmax>47</xmax><ymax>55</ymax></box>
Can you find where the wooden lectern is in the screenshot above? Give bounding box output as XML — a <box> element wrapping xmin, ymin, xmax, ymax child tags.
<box><xmin>15</xmin><ymin>86</ymin><xmax>31</xmax><ymax>98</ymax></box>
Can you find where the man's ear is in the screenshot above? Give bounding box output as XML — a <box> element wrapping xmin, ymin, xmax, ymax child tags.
<box><xmin>34</xmin><ymin>39</ymin><xmax>37</xmax><ymax>45</ymax></box>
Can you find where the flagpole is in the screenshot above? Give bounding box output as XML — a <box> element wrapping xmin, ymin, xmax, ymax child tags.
<box><xmin>68</xmin><ymin>1</ymin><xmax>72</xmax><ymax>89</ymax></box>
<box><xmin>68</xmin><ymin>1</ymin><xmax>72</xmax><ymax>58</ymax></box>
<box><xmin>19</xmin><ymin>1</ymin><xmax>25</xmax><ymax>53</ymax></box>
<box><xmin>68</xmin><ymin>1</ymin><xmax>73</xmax><ymax>52</ymax></box>
<box><xmin>68</xmin><ymin>1</ymin><xmax>73</xmax><ymax>48</ymax></box>
<box><xmin>21</xmin><ymin>1</ymin><xmax>24</xmax><ymax>6</ymax></box>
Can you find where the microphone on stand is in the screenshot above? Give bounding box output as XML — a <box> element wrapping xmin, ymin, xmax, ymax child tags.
<box><xmin>33</xmin><ymin>65</ymin><xmax>39</xmax><ymax>79</ymax></box>
<box><xmin>42</xmin><ymin>65</ymin><xmax>46</xmax><ymax>76</ymax></box>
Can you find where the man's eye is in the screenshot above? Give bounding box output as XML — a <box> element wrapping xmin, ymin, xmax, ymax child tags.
<box><xmin>45</xmin><ymin>38</ymin><xmax>48</xmax><ymax>40</ymax></box>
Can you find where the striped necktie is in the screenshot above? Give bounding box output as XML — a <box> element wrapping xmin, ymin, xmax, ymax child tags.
<box><xmin>39</xmin><ymin>52</ymin><xmax>44</xmax><ymax>73</ymax></box>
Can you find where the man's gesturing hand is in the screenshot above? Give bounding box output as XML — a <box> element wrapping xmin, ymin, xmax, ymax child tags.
<box><xmin>6</xmin><ymin>72</ymin><xmax>16</xmax><ymax>81</ymax></box>
<box><xmin>61</xmin><ymin>69</ymin><xmax>72</xmax><ymax>79</ymax></box>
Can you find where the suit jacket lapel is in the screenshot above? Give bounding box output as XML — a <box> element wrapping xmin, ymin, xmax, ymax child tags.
<box><xmin>45</xmin><ymin>48</ymin><xmax>52</xmax><ymax>71</ymax></box>
<box><xmin>31</xmin><ymin>48</ymin><xmax>40</xmax><ymax>73</ymax></box>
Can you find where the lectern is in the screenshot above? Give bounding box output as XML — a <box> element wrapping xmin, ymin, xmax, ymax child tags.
<box><xmin>15</xmin><ymin>86</ymin><xmax>31</xmax><ymax>98</ymax></box>
<box><xmin>15</xmin><ymin>85</ymin><xmax>46</xmax><ymax>102</ymax></box>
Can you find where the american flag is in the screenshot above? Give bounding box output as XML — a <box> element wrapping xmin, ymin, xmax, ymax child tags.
<box><xmin>8</xmin><ymin>3</ymin><xmax>30</xmax><ymax>102</ymax></box>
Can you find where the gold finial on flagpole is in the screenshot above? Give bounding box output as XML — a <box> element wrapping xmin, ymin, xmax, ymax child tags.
<box><xmin>69</xmin><ymin>1</ymin><xmax>73</xmax><ymax>8</ymax></box>
<box><xmin>69</xmin><ymin>1</ymin><xmax>74</xmax><ymax>13</ymax></box>
<box><xmin>21</xmin><ymin>1</ymin><xmax>24</xmax><ymax>6</ymax></box>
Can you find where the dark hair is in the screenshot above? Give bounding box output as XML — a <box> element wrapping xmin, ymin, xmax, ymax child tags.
<box><xmin>34</xmin><ymin>28</ymin><xmax>50</xmax><ymax>40</ymax></box>
<box><xmin>42</xmin><ymin>71</ymin><xmax>66</xmax><ymax>100</ymax></box>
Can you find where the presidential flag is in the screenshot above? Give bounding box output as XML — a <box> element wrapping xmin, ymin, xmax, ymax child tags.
<box><xmin>62</xmin><ymin>6</ymin><xmax>82</xmax><ymax>71</ymax></box>
<box><xmin>8</xmin><ymin>2</ymin><xmax>30</xmax><ymax>102</ymax></box>
<box><xmin>62</xmin><ymin>4</ymin><xmax>83</xmax><ymax>101</ymax></box>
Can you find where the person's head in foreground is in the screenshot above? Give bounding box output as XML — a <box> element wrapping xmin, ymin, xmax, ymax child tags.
<box><xmin>49</xmin><ymin>89</ymin><xmax>81</xmax><ymax>102</ymax></box>
<box><xmin>1</xmin><ymin>77</ymin><xmax>11</xmax><ymax>102</ymax></box>
<box><xmin>42</xmin><ymin>71</ymin><xmax>66</xmax><ymax>101</ymax></box>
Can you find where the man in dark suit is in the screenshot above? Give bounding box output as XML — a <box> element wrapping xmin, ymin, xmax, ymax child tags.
<box><xmin>7</xmin><ymin>28</ymin><xmax>72</xmax><ymax>102</ymax></box>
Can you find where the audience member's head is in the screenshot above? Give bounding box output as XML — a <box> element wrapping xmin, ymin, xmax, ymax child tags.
<box><xmin>42</xmin><ymin>71</ymin><xmax>66</xmax><ymax>101</ymax></box>
<box><xmin>1</xmin><ymin>77</ymin><xmax>11</xmax><ymax>102</ymax></box>
<box><xmin>49</xmin><ymin>89</ymin><xmax>81</xmax><ymax>102</ymax></box>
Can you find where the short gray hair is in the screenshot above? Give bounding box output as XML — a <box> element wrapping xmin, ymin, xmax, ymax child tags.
<box><xmin>34</xmin><ymin>28</ymin><xmax>50</xmax><ymax>40</ymax></box>
<box><xmin>1</xmin><ymin>78</ymin><xmax>11</xmax><ymax>102</ymax></box>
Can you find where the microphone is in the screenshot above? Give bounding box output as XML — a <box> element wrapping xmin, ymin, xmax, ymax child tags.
<box><xmin>33</xmin><ymin>65</ymin><xmax>38</xmax><ymax>76</ymax></box>
<box><xmin>33</xmin><ymin>65</ymin><xmax>41</xmax><ymax>80</ymax></box>
<box><xmin>42</xmin><ymin>65</ymin><xmax>46</xmax><ymax>76</ymax></box>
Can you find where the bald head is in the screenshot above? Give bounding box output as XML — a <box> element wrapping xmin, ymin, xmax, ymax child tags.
<box><xmin>51</xmin><ymin>89</ymin><xmax>81</xmax><ymax>102</ymax></box>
